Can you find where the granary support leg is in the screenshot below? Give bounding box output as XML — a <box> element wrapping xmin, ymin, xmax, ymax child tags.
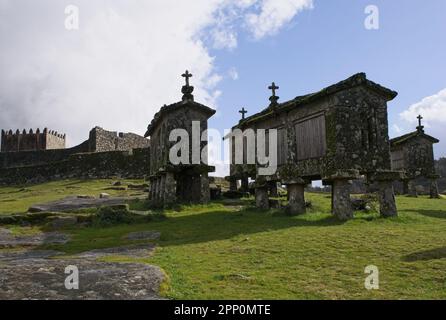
<box><xmin>159</xmin><ymin>175</ymin><xmax>166</xmax><ymax>204</ymax></box>
<box><xmin>200</xmin><ymin>173</ymin><xmax>211</xmax><ymax>204</ymax></box>
<box><xmin>255</xmin><ymin>186</ymin><xmax>269</xmax><ymax>209</ymax></box>
<box><xmin>332</xmin><ymin>179</ymin><xmax>353</xmax><ymax>220</ymax></box>
<box><xmin>240</xmin><ymin>176</ymin><xmax>249</xmax><ymax>192</ymax></box>
<box><xmin>153</xmin><ymin>178</ymin><xmax>160</xmax><ymax>203</ymax></box>
<box><xmin>229</xmin><ymin>178</ymin><xmax>237</xmax><ymax>192</ymax></box>
<box><xmin>377</xmin><ymin>180</ymin><xmax>398</xmax><ymax>217</ymax></box>
<box><xmin>371</xmin><ymin>171</ymin><xmax>402</xmax><ymax>218</ymax></box>
<box><xmin>402</xmin><ymin>179</ymin><xmax>409</xmax><ymax>195</ymax></box>
<box><xmin>407</xmin><ymin>180</ymin><xmax>418</xmax><ymax>197</ymax></box>
<box><xmin>164</xmin><ymin>172</ymin><xmax>177</xmax><ymax>206</ymax></box>
<box><xmin>269</xmin><ymin>181</ymin><xmax>279</xmax><ymax>197</ymax></box>
<box><xmin>286</xmin><ymin>183</ymin><xmax>306</xmax><ymax>215</ymax></box>
<box><xmin>429</xmin><ymin>178</ymin><xmax>440</xmax><ymax>199</ymax></box>
<box><xmin>148</xmin><ymin>179</ymin><xmax>155</xmax><ymax>200</ymax></box>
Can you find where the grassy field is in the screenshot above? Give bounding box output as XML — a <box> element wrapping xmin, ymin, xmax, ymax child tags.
<box><xmin>1</xmin><ymin>179</ymin><xmax>446</xmax><ymax>299</ymax></box>
<box><xmin>0</xmin><ymin>179</ymin><xmax>145</xmax><ymax>214</ymax></box>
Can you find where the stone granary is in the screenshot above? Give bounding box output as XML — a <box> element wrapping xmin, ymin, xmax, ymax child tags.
<box><xmin>144</xmin><ymin>71</ymin><xmax>215</xmax><ymax>206</ymax></box>
<box><xmin>1</xmin><ymin>128</ymin><xmax>66</xmax><ymax>152</ymax></box>
<box><xmin>227</xmin><ymin>73</ymin><xmax>402</xmax><ymax>220</ymax></box>
<box><xmin>390</xmin><ymin>115</ymin><xmax>440</xmax><ymax>198</ymax></box>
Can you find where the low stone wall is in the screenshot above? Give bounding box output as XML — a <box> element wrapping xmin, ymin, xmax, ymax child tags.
<box><xmin>0</xmin><ymin>140</ymin><xmax>90</xmax><ymax>169</ymax></box>
<box><xmin>0</xmin><ymin>148</ymin><xmax>149</xmax><ymax>185</ymax></box>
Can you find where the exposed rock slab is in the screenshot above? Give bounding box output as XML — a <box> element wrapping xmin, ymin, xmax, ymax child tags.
<box><xmin>0</xmin><ymin>257</ymin><xmax>165</xmax><ymax>300</ymax></box>
<box><xmin>0</xmin><ymin>230</ymin><xmax>164</xmax><ymax>300</ymax></box>
<box><xmin>28</xmin><ymin>196</ymin><xmax>143</xmax><ymax>213</ymax></box>
<box><xmin>0</xmin><ymin>228</ymin><xmax>69</xmax><ymax>248</ymax></box>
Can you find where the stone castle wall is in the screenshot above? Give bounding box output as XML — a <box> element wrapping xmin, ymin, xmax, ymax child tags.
<box><xmin>0</xmin><ymin>126</ymin><xmax>150</xmax><ymax>184</ymax></box>
<box><xmin>0</xmin><ymin>148</ymin><xmax>150</xmax><ymax>185</ymax></box>
<box><xmin>1</xmin><ymin>129</ymin><xmax>66</xmax><ymax>152</ymax></box>
<box><xmin>0</xmin><ymin>127</ymin><xmax>149</xmax><ymax>170</ymax></box>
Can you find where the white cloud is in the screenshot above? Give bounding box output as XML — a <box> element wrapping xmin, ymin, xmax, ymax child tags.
<box><xmin>392</xmin><ymin>124</ymin><xmax>402</xmax><ymax>135</ymax></box>
<box><xmin>212</xmin><ymin>28</ymin><xmax>238</xmax><ymax>50</ymax></box>
<box><xmin>245</xmin><ymin>0</ymin><xmax>313</xmax><ymax>39</ymax></box>
<box><xmin>399</xmin><ymin>88</ymin><xmax>446</xmax><ymax>158</ymax></box>
<box><xmin>0</xmin><ymin>0</ymin><xmax>313</xmax><ymax>147</ymax></box>
<box><xmin>400</xmin><ymin>88</ymin><xmax>446</xmax><ymax>125</ymax></box>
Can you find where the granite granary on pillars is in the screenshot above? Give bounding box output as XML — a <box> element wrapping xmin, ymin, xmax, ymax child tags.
<box><xmin>144</xmin><ymin>71</ymin><xmax>215</xmax><ymax>207</ymax></box>
<box><xmin>227</xmin><ymin>73</ymin><xmax>402</xmax><ymax>220</ymax></box>
<box><xmin>390</xmin><ymin>115</ymin><xmax>440</xmax><ymax>198</ymax></box>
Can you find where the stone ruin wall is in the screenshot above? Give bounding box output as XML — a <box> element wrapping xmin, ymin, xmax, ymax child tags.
<box><xmin>89</xmin><ymin>127</ymin><xmax>150</xmax><ymax>153</ymax></box>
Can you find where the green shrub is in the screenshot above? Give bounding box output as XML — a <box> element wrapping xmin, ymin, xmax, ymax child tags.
<box><xmin>92</xmin><ymin>205</ymin><xmax>134</xmax><ymax>227</ymax></box>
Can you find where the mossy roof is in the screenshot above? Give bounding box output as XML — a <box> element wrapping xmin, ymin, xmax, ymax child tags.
<box><xmin>390</xmin><ymin>130</ymin><xmax>440</xmax><ymax>146</ymax></box>
<box><xmin>145</xmin><ymin>100</ymin><xmax>216</xmax><ymax>137</ymax></box>
<box><xmin>237</xmin><ymin>72</ymin><xmax>398</xmax><ymax>127</ymax></box>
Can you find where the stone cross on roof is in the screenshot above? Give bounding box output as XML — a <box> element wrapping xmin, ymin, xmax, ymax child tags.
<box><xmin>182</xmin><ymin>70</ymin><xmax>193</xmax><ymax>86</ymax></box>
<box><xmin>417</xmin><ymin>114</ymin><xmax>424</xmax><ymax>133</ymax></box>
<box><xmin>181</xmin><ymin>70</ymin><xmax>194</xmax><ymax>101</ymax></box>
<box><xmin>239</xmin><ymin>107</ymin><xmax>248</xmax><ymax>120</ymax></box>
<box><xmin>268</xmin><ymin>82</ymin><xmax>280</xmax><ymax>106</ymax></box>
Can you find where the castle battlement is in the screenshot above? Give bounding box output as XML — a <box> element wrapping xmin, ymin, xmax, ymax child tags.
<box><xmin>1</xmin><ymin>128</ymin><xmax>66</xmax><ymax>152</ymax></box>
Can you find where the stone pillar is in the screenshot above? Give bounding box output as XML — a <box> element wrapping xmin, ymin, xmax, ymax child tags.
<box><xmin>255</xmin><ymin>187</ymin><xmax>269</xmax><ymax>209</ymax></box>
<box><xmin>164</xmin><ymin>172</ymin><xmax>177</xmax><ymax>206</ymax></box>
<box><xmin>229</xmin><ymin>178</ymin><xmax>237</xmax><ymax>191</ymax></box>
<box><xmin>159</xmin><ymin>175</ymin><xmax>166</xmax><ymax>203</ymax></box>
<box><xmin>408</xmin><ymin>180</ymin><xmax>418</xmax><ymax>197</ymax></box>
<box><xmin>240</xmin><ymin>177</ymin><xmax>249</xmax><ymax>192</ymax></box>
<box><xmin>332</xmin><ymin>179</ymin><xmax>353</xmax><ymax>220</ymax></box>
<box><xmin>430</xmin><ymin>179</ymin><xmax>440</xmax><ymax>199</ymax></box>
<box><xmin>286</xmin><ymin>183</ymin><xmax>305</xmax><ymax>215</ymax></box>
<box><xmin>377</xmin><ymin>180</ymin><xmax>398</xmax><ymax>217</ymax></box>
<box><xmin>200</xmin><ymin>173</ymin><xmax>211</xmax><ymax>204</ymax></box>
<box><xmin>269</xmin><ymin>182</ymin><xmax>278</xmax><ymax>197</ymax></box>
<box><xmin>402</xmin><ymin>180</ymin><xmax>409</xmax><ymax>195</ymax></box>
<box><xmin>149</xmin><ymin>179</ymin><xmax>156</xmax><ymax>200</ymax></box>
<box><xmin>152</xmin><ymin>178</ymin><xmax>160</xmax><ymax>202</ymax></box>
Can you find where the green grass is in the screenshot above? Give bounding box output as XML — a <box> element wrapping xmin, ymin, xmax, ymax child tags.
<box><xmin>1</xmin><ymin>179</ymin><xmax>446</xmax><ymax>299</ymax></box>
<box><xmin>0</xmin><ymin>179</ymin><xmax>145</xmax><ymax>214</ymax></box>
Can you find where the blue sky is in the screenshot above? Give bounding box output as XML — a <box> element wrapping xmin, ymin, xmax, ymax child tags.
<box><xmin>1</xmin><ymin>0</ymin><xmax>445</xmax><ymax>164</ymax></box>
<box><xmin>208</xmin><ymin>0</ymin><xmax>446</xmax><ymax>158</ymax></box>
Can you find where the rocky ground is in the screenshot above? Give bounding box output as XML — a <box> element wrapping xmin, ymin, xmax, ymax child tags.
<box><xmin>0</xmin><ymin>199</ymin><xmax>165</xmax><ymax>300</ymax></box>
<box><xmin>28</xmin><ymin>195</ymin><xmax>145</xmax><ymax>213</ymax></box>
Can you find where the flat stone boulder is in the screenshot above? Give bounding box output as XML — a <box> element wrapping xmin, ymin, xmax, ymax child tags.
<box><xmin>0</xmin><ymin>249</ymin><xmax>63</xmax><ymax>262</ymax></box>
<box><xmin>28</xmin><ymin>196</ymin><xmax>142</xmax><ymax>213</ymax></box>
<box><xmin>0</xmin><ymin>257</ymin><xmax>165</xmax><ymax>300</ymax></box>
<box><xmin>125</xmin><ymin>231</ymin><xmax>161</xmax><ymax>241</ymax></box>
<box><xmin>0</xmin><ymin>228</ymin><xmax>69</xmax><ymax>248</ymax></box>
